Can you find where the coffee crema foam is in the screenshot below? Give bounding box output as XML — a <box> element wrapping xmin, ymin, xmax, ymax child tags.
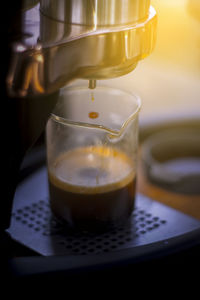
<box><xmin>48</xmin><ymin>146</ymin><xmax>135</xmax><ymax>194</ymax></box>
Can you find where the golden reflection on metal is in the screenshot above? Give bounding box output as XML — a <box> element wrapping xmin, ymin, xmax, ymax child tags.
<box><xmin>19</xmin><ymin>60</ymin><xmax>44</xmax><ymax>96</ymax></box>
<box><xmin>7</xmin><ymin>0</ymin><xmax>157</xmax><ymax>96</ymax></box>
<box><xmin>40</xmin><ymin>0</ymin><xmax>151</xmax><ymax>26</ymax></box>
<box><xmin>93</xmin><ymin>0</ymin><xmax>98</xmax><ymax>30</ymax></box>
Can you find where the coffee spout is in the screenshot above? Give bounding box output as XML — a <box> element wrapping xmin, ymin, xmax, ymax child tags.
<box><xmin>89</xmin><ymin>80</ymin><xmax>97</xmax><ymax>90</ymax></box>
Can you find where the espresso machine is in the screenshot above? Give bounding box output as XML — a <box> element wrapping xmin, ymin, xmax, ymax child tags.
<box><xmin>2</xmin><ymin>0</ymin><xmax>200</xmax><ymax>281</ymax></box>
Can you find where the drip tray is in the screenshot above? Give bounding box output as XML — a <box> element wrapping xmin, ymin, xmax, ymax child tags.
<box><xmin>8</xmin><ymin>164</ymin><xmax>200</xmax><ymax>258</ymax></box>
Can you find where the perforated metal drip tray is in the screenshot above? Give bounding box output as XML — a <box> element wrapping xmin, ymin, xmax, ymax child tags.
<box><xmin>9</xmin><ymin>196</ymin><xmax>169</xmax><ymax>256</ymax></box>
<box><xmin>8</xmin><ymin>158</ymin><xmax>200</xmax><ymax>259</ymax></box>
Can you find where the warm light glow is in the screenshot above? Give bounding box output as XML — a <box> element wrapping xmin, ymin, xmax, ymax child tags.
<box><xmin>98</xmin><ymin>0</ymin><xmax>200</xmax><ymax>124</ymax></box>
<box><xmin>35</xmin><ymin>53</ymin><xmax>44</xmax><ymax>63</ymax></box>
<box><xmin>150</xmin><ymin>0</ymin><xmax>200</xmax><ymax>73</ymax></box>
<box><xmin>93</xmin><ymin>0</ymin><xmax>98</xmax><ymax>30</ymax></box>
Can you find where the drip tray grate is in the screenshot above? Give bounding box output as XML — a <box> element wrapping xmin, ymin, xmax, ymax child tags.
<box><xmin>10</xmin><ymin>198</ymin><xmax>167</xmax><ymax>256</ymax></box>
<box><xmin>8</xmin><ymin>166</ymin><xmax>200</xmax><ymax>256</ymax></box>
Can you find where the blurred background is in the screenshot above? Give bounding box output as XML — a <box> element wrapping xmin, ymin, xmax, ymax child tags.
<box><xmin>72</xmin><ymin>0</ymin><xmax>200</xmax><ymax>126</ymax></box>
<box><xmin>83</xmin><ymin>0</ymin><xmax>200</xmax><ymax>218</ymax></box>
<box><xmin>101</xmin><ymin>0</ymin><xmax>200</xmax><ymax>126</ymax></box>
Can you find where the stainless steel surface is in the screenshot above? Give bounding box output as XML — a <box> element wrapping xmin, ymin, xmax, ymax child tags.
<box><xmin>40</xmin><ymin>0</ymin><xmax>150</xmax><ymax>25</ymax></box>
<box><xmin>7</xmin><ymin>1</ymin><xmax>157</xmax><ymax>96</ymax></box>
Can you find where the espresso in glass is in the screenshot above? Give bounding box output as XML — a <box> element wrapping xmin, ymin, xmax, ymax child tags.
<box><xmin>48</xmin><ymin>145</ymin><xmax>136</xmax><ymax>231</ymax></box>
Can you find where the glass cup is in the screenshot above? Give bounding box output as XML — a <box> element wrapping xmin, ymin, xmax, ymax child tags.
<box><xmin>46</xmin><ymin>85</ymin><xmax>141</xmax><ymax>231</ymax></box>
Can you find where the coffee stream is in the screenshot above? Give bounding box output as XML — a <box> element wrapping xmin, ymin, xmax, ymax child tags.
<box><xmin>88</xmin><ymin>79</ymin><xmax>99</xmax><ymax>119</ymax></box>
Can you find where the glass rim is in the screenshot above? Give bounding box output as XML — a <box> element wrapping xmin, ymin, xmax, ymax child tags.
<box><xmin>50</xmin><ymin>85</ymin><xmax>141</xmax><ymax>136</ymax></box>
